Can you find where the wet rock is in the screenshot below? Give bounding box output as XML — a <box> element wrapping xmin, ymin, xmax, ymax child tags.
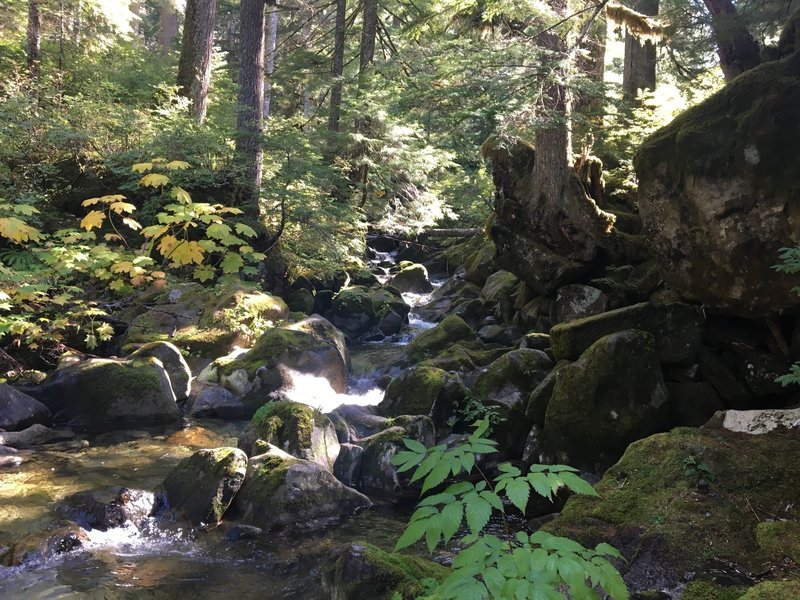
<box><xmin>1</xmin><ymin>522</ymin><xmax>87</xmax><ymax>567</ymax></box>
<box><xmin>0</xmin><ymin>383</ymin><xmax>51</xmax><ymax>431</ymax></box>
<box><xmin>0</xmin><ymin>424</ymin><xmax>75</xmax><ymax>448</ymax></box>
<box><xmin>200</xmin><ymin>315</ymin><xmax>349</xmax><ymax>416</ymax></box>
<box><xmin>519</xmin><ymin>332</ymin><xmax>551</xmax><ymax>352</ymax></box>
<box><xmin>161</xmin><ymin>447</ymin><xmax>248</xmax><ymax>525</ymax></box>
<box><xmin>328</xmin><ymin>286</ymin><xmax>377</xmax><ymax>338</ymax></box>
<box><xmin>328</xmin><ymin>405</ymin><xmax>390</xmax><ymax>442</ymax></box>
<box><xmin>238</xmin><ymin>401</ymin><xmax>340</xmax><ymax>470</ymax></box>
<box><xmin>704</xmin><ymin>407</ymin><xmax>800</xmax><ymax>434</ymax></box>
<box><xmin>545</xmin><ymin>427</ymin><xmax>800</xmax><ymax>596</ymax></box>
<box><xmin>634</xmin><ymin>53</ymin><xmax>800</xmax><ymax>316</ymax></box>
<box><xmin>405</xmin><ymin>315</ymin><xmax>478</xmax><ymax>364</ymax></box>
<box><xmin>225</xmin><ymin>524</ymin><xmax>263</xmax><ymax>541</ymax></box>
<box><xmin>480</xmin><ymin>270</ymin><xmax>519</xmax><ymax>303</ymax></box>
<box><xmin>358</xmin><ymin>417</ymin><xmax>435</xmax><ymax>496</ymax></box>
<box><xmin>549</xmin><ymin>302</ymin><xmax>704</xmax><ymax>364</ymax></box>
<box><xmin>377</xmin><ymin>366</ymin><xmax>467</xmax><ymax>426</ymax></box>
<box><xmin>57</xmin><ymin>487</ymin><xmax>158</xmax><ymax>530</ymax></box>
<box><xmin>389</xmin><ymin>263</ymin><xmax>433</xmax><ymax>293</ymax></box>
<box><xmin>554</xmin><ymin>284</ymin><xmax>609</xmax><ymax>324</ymax></box>
<box><xmin>185</xmin><ymin>381</ymin><xmax>247</xmax><ymax>419</ymax></box>
<box><xmin>333</xmin><ymin>443</ymin><xmax>364</xmax><ymax>487</ymax></box>
<box><xmin>322</xmin><ymin>542</ymin><xmax>448</xmax><ymax>600</ymax></box>
<box><xmin>544</xmin><ymin>330</ymin><xmax>670</xmax><ymax>470</ymax></box>
<box><xmin>525</xmin><ymin>361</ymin><xmax>569</xmax><ymax>426</ymax></box>
<box><xmin>128</xmin><ymin>341</ymin><xmax>192</xmax><ymax>401</ymax></box>
<box><xmin>698</xmin><ymin>349</ymin><xmax>754</xmax><ymax>408</ymax></box>
<box><xmin>26</xmin><ymin>357</ymin><xmax>180</xmax><ymax>433</ymax></box>
<box><xmin>286</xmin><ymin>288</ymin><xmax>316</xmax><ymax>314</ymax></box>
<box><xmin>233</xmin><ymin>445</ymin><xmax>371</xmax><ymax>531</ymax></box>
<box><xmin>477</xmin><ymin>324</ymin><xmax>520</xmax><ymax>346</ymax></box>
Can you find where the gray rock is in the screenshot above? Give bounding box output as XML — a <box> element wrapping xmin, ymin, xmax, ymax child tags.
<box><xmin>554</xmin><ymin>284</ymin><xmax>608</xmax><ymax>324</ymax></box>
<box><xmin>705</xmin><ymin>408</ymin><xmax>800</xmax><ymax>434</ymax></box>
<box><xmin>129</xmin><ymin>341</ymin><xmax>192</xmax><ymax>400</ymax></box>
<box><xmin>57</xmin><ymin>487</ymin><xmax>158</xmax><ymax>531</ymax></box>
<box><xmin>333</xmin><ymin>443</ymin><xmax>364</xmax><ymax>487</ymax></box>
<box><xmin>390</xmin><ymin>263</ymin><xmax>433</xmax><ymax>293</ymax></box>
<box><xmin>186</xmin><ymin>381</ymin><xmax>247</xmax><ymax>419</ymax></box>
<box><xmin>161</xmin><ymin>447</ymin><xmax>248</xmax><ymax>525</ymax></box>
<box><xmin>233</xmin><ymin>445</ymin><xmax>371</xmax><ymax>531</ymax></box>
<box><xmin>0</xmin><ymin>424</ymin><xmax>75</xmax><ymax>448</ymax></box>
<box><xmin>0</xmin><ymin>384</ymin><xmax>51</xmax><ymax>431</ymax></box>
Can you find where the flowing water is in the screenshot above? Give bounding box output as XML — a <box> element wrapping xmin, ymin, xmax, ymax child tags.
<box><xmin>0</xmin><ymin>251</ymin><xmax>443</xmax><ymax>599</ymax></box>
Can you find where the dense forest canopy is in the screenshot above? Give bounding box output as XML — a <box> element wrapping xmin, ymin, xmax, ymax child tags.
<box><xmin>0</xmin><ymin>0</ymin><xmax>797</xmax><ymax>365</ymax></box>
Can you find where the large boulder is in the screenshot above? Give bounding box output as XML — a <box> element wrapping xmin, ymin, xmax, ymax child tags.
<box><xmin>328</xmin><ymin>286</ymin><xmax>376</xmax><ymax>338</ymax></box>
<box><xmin>543</xmin><ymin>330</ymin><xmax>670</xmax><ymax>469</ymax></box>
<box><xmin>26</xmin><ymin>357</ymin><xmax>180</xmax><ymax>432</ymax></box>
<box><xmin>634</xmin><ymin>53</ymin><xmax>800</xmax><ymax>316</ymax></box>
<box><xmin>161</xmin><ymin>447</ymin><xmax>248</xmax><ymax>525</ymax></box>
<box><xmin>199</xmin><ymin>316</ymin><xmax>349</xmax><ymax>416</ymax></box>
<box><xmin>0</xmin><ymin>384</ymin><xmax>51</xmax><ymax>431</ymax></box>
<box><xmin>184</xmin><ymin>381</ymin><xmax>247</xmax><ymax>419</ymax></box>
<box><xmin>238</xmin><ymin>401</ymin><xmax>340</xmax><ymax>469</ymax></box>
<box><xmin>0</xmin><ymin>424</ymin><xmax>74</xmax><ymax>448</ymax></box>
<box><xmin>549</xmin><ymin>302</ymin><xmax>704</xmax><ymax>364</ymax></box>
<box><xmin>389</xmin><ymin>263</ymin><xmax>433</xmax><ymax>293</ymax></box>
<box><xmin>232</xmin><ymin>446</ymin><xmax>371</xmax><ymax>531</ymax></box>
<box><xmin>322</xmin><ymin>542</ymin><xmax>447</xmax><ymax>600</ymax></box>
<box><xmin>546</xmin><ymin>427</ymin><xmax>800</xmax><ymax>597</ymax></box>
<box><xmin>377</xmin><ymin>366</ymin><xmax>467</xmax><ymax>426</ymax></box>
<box><xmin>128</xmin><ymin>341</ymin><xmax>192</xmax><ymax>401</ymax></box>
<box><xmin>405</xmin><ymin>315</ymin><xmax>477</xmax><ymax>364</ymax></box>
<box><xmin>56</xmin><ymin>487</ymin><xmax>158</xmax><ymax>531</ymax></box>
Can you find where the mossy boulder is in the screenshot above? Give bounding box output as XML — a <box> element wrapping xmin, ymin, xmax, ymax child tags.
<box><xmin>286</xmin><ymin>288</ymin><xmax>316</xmax><ymax>314</ymax></box>
<box><xmin>232</xmin><ymin>445</ymin><xmax>371</xmax><ymax>531</ymax></box>
<box><xmin>543</xmin><ymin>330</ymin><xmax>670</xmax><ymax>469</ymax></box>
<box><xmin>321</xmin><ymin>542</ymin><xmax>448</xmax><ymax>600</ymax></box>
<box><xmin>549</xmin><ymin>302</ymin><xmax>704</xmax><ymax>364</ymax></box>
<box><xmin>480</xmin><ymin>269</ymin><xmax>519</xmax><ymax>303</ymax></box>
<box><xmin>328</xmin><ymin>286</ymin><xmax>376</xmax><ymax>338</ymax></box>
<box><xmin>405</xmin><ymin>315</ymin><xmax>478</xmax><ymax>364</ymax></box>
<box><xmin>27</xmin><ymin>357</ymin><xmax>180</xmax><ymax>433</ymax></box>
<box><xmin>238</xmin><ymin>401</ymin><xmax>340</xmax><ymax>469</ymax></box>
<box><xmin>160</xmin><ymin>447</ymin><xmax>247</xmax><ymax>525</ymax></box>
<box><xmin>200</xmin><ymin>315</ymin><xmax>349</xmax><ymax>416</ymax></box>
<box><xmin>634</xmin><ymin>52</ymin><xmax>800</xmax><ymax>316</ymax></box>
<box><xmin>377</xmin><ymin>366</ymin><xmax>467</xmax><ymax>426</ymax></box>
<box><xmin>128</xmin><ymin>341</ymin><xmax>192</xmax><ymax>401</ymax></box>
<box><xmin>389</xmin><ymin>263</ymin><xmax>433</xmax><ymax>293</ymax></box>
<box><xmin>0</xmin><ymin>384</ymin><xmax>51</xmax><ymax>432</ymax></box>
<box><xmin>56</xmin><ymin>487</ymin><xmax>158</xmax><ymax>531</ymax></box>
<box><xmin>418</xmin><ymin>344</ymin><xmax>507</xmax><ymax>373</ymax></box>
<box><xmin>1</xmin><ymin>521</ymin><xmax>86</xmax><ymax>567</ymax></box>
<box><xmin>358</xmin><ymin>417</ymin><xmax>435</xmax><ymax>496</ymax></box>
<box><xmin>545</xmin><ymin>427</ymin><xmax>800</xmax><ymax>596</ymax></box>
<box><xmin>554</xmin><ymin>284</ymin><xmax>609</xmax><ymax>324</ymax></box>
<box><xmin>184</xmin><ymin>381</ymin><xmax>247</xmax><ymax>419</ymax></box>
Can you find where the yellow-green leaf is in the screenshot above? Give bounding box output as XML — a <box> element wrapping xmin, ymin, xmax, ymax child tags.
<box><xmin>165</xmin><ymin>160</ymin><xmax>190</xmax><ymax>170</ymax></box>
<box><xmin>206</xmin><ymin>223</ymin><xmax>232</xmax><ymax>240</ymax></box>
<box><xmin>169</xmin><ymin>240</ymin><xmax>204</xmax><ymax>265</ymax></box>
<box><xmin>193</xmin><ymin>265</ymin><xmax>216</xmax><ymax>282</ymax></box>
<box><xmin>217</xmin><ymin>207</ymin><xmax>244</xmax><ymax>215</ymax></box>
<box><xmin>220</xmin><ymin>252</ymin><xmax>244</xmax><ymax>274</ymax></box>
<box><xmin>172</xmin><ymin>187</ymin><xmax>192</xmax><ymax>204</ymax></box>
<box><xmin>82</xmin><ymin>197</ymin><xmax>101</xmax><ymax>207</ymax></box>
<box><xmin>111</xmin><ymin>261</ymin><xmax>133</xmax><ymax>274</ymax></box>
<box><xmin>132</xmin><ymin>162</ymin><xmax>153</xmax><ymax>173</ymax></box>
<box><xmin>0</xmin><ymin>217</ymin><xmax>43</xmax><ymax>243</ymax></box>
<box><xmin>80</xmin><ymin>210</ymin><xmax>106</xmax><ymax>231</ymax></box>
<box><xmin>157</xmin><ymin>235</ymin><xmax>179</xmax><ymax>257</ymax></box>
<box><xmin>141</xmin><ymin>224</ymin><xmax>169</xmax><ymax>239</ymax></box>
<box><xmin>95</xmin><ymin>322</ymin><xmax>114</xmax><ymax>340</ymax></box>
<box><xmin>109</xmin><ymin>201</ymin><xmax>136</xmax><ymax>214</ymax></box>
<box><xmin>109</xmin><ymin>279</ymin><xmax>126</xmax><ymax>291</ymax></box>
<box><xmin>234</xmin><ymin>222</ymin><xmax>257</xmax><ymax>238</ymax></box>
<box><xmin>139</xmin><ymin>173</ymin><xmax>171</xmax><ymax>188</ymax></box>
<box><xmin>12</xmin><ymin>204</ymin><xmax>39</xmax><ymax>216</ymax></box>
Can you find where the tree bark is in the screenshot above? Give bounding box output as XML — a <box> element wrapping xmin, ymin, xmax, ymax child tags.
<box><xmin>235</xmin><ymin>0</ymin><xmax>266</xmax><ymax>219</ymax></box>
<box><xmin>177</xmin><ymin>0</ymin><xmax>217</xmax><ymax>122</ymax></box>
<box><xmin>703</xmin><ymin>0</ymin><xmax>760</xmax><ymax>80</ymax></box>
<box><xmin>622</xmin><ymin>0</ymin><xmax>658</xmax><ymax>102</ymax></box>
<box><xmin>27</xmin><ymin>0</ymin><xmax>42</xmax><ymax>79</ymax></box>
<box><xmin>359</xmin><ymin>0</ymin><xmax>378</xmax><ymax>76</ymax></box>
<box><xmin>73</xmin><ymin>0</ymin><xmax>82</xmax><ymax>46</ymax></box>
<box><xmin>158</xmin><ymin>0</ymin><xmax>181</xmax><ymax>55</ymax></box>
<box><xmin>327</xmin><ymin>0</ymin><xmax>346</xmax><ymax>132</ymax></box>
<box><xmin>263</xmin><ymin>2</ymin><xmax>279</xmax><ymax>119</ymax></box>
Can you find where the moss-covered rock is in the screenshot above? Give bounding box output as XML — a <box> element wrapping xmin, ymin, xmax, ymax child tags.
<box><xmin>543</xmin><ymin>330</ymin><xmax>670</xmax><ymax>469</ymax></box>
<box><xmin>739</xmin><ymin>580</ymin><xmax>800</xmax><ymax>599</ymax></box>
<box><xmin>128</xmin><ymin>341</ymin><xmax>192</xmax><ymax>401</ymax></box>
<box><xmin>549</xmin><ymin>302</ymin><xmax>704</xmax><ymax>364</ymax></box>
<box><xmin>27</xmin><ymin>357</ymin><xmax>180</xmax><ymax>433</ymax></box>
<box><xmin>328</xmin><ymin>286</ymin><xmax>376</xmax><ymax>338</ymax></box>
<box><xmin>238</xmin><ymin>401</ymin><xmax>340</xmax><ymax>469</ymax></box>
<box><xmin>160</xmin><ymin>447</ymin><xmax>247</xmax><ymax>525</ymax></box>
<box><xmin>201</xmin><ymin>315</ymin><xmax>349</xmax><ymax>416</ymax></box>
<box><xmin>545</xmin><ymin>427</ymin><xmax>800</xmax><ymax>595</ymax></box>
<box><xmin>405</xmin><ymin>315</ymin><xmax>477</xmax><ymax>364</ymax></box>
<box><xmin>390</xmin><ymin>263</ymin><xmax>433</xmax><ymax>294</ymax></box>
<box><xmin>232</xmin><ymin>445</ymin><xmax>371</xmax><ymax>531</ymax></box>
<box><xmin>480</xmin><ymin>270</ymin><xmax>519</xmax><ymax>303</ymax></box>
<box><xmin>321</xmin><ymin>542</ymin><xmax>448</xmax><ymax>600</ymax></box>
<box><xmin>634</xmin><ymin>53</ymin><xmax>800</xmax><ymax>316</ymax></box>
<box><xmin>418</xmin><ymin>344</ymin><xmax>507</xmax><ymax>373</ymax></box>
<box><xmin>755</xmin><ymin>520</ymin><xmax>800</xmax><ymax>563</ymax></box>
<box><xmin>0</xmin><ymin>383</ymin><xmax>51</xmax><ymax>432</ymax></box>
<box><xmin>286</xmin><ymin>288</ymin><xmax>315</xmax><ymax>314</ymax></box>
<box><xmin>377</xmin><ymin>366</ymin><xmax>467</xmax><ymax>426</ymax></box>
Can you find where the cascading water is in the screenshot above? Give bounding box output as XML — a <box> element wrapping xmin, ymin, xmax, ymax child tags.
<box><xmin>0</xmin><ymin>238</ymin><xmax>442</xmax><ymax>599</ymax></box>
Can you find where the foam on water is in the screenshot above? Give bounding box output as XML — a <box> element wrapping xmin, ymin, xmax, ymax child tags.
<box><xmin>281</xmin><ymin>369</ymin><xmax>384</xmax><ymax>413</ymax></box>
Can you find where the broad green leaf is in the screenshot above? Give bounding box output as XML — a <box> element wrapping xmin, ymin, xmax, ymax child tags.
<box><xmin>395</xmin><ymin>517</ymin><xmax>428</xmax><ymax>551</ymax></box>
<box><xmin>234</xmin><ymin>222</ymin><xmax>258</xmax><ymax>238</ymax></box>
<box><xmin>0</xmin><ymin>217</ymin><xmax>43</xmax><ymax>243</ymax></box>
<box><xmin>594</xmin><ymin>542</ymin><xmax>623</xmax><ymax>559</ymax></box>
<box><xmin>221</xmin><ymin>252</ymin><xmax>244</xmax><ymax>274</ymax></box>
<box><xmin>109</xmin><ymin>201</ymin><xmax>136</xmax><ymax>214</ymax></box>
<box><xmin>165</xmin><ymin>160</ymin><xmax>190</xmax><ymax>170</ymax></box>
<box><xmin>422</xmin><ymin>458</ymin><xmax>452</xmax><ymax>494</ymax></box>
<box><xmin>140</xmin><ymin>224</ymin><xmax>168</xmax><ymax>239</ymax></box>
<box><xmin>444</xmin><ymin>481</ymin><xmax>474</xmax><ymax>496</ymax></box>
<box><xmin>419</xmin><ymin>493</ymin><xmax>456</xmax><ymax>507</ymax></box>
<box><xmin>122</xmin><ymin>217</ymin><xmax>142</xmax><ymax>231</ymax></box>
<box><xmin>207</xmin><ymin>223</ymin><xmax>233</xmax><ymax>240</ymax></box>
<box><xmin>169</xmin><ymin>241</ymin><xmax>204</xmax><ymax>265</ymax></box>
<box><xmin>464</xmin><ymin>495</ymin><xmax>491</xmax><ymax>534</ymax></box>
<box><xmin>80</xmin><ymin>211</ymin><xmax>106</xmax><ymax>232</ymax></box>
<box><xmin>440</xmin><ymin>500</ymin><xmax>463</xmax><ymax>543</ymax></box>
<box><xmin>193</xmin><ymin>265</ymin><xmax>216</xmax><ymax>282</ymax></box>
<box><xmin>559</xmin><ymin>472</ymin><xmax>598</xmax><ymax>497</ymax></box>
<box><xmin>402</xmin><ymin>438</ymin><xmax>427</xmax><ymax>453</ymax></box>
<box><xmin>131</xmin><ymin>162</ymin><xmax>153</xmax><ymax>173</ymax></box>
<box><xmin>140</xmin><ymin>173</ymin><xmax>171</xmax><ymax>188</ymax></box>
<box><xmin>172</xmin><ymin>186</ymin><xmax>192</xmax><ymax>204</ymax></box>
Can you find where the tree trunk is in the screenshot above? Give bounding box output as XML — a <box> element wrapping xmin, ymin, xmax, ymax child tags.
<box><xmin>235</xmin><ymin>0</ymin><xmax>266</xmax><ymax>219</ymax></box>
<box><xmin>73</xmin><ymin>0</ymin><xmax>82</xmax><ymax>46</ymax></box>
<box><xmin>158</xmin><ymin>0</ymin><xmax>181</xmax><ymax>55</ymax></box>
<box><xmin>27</xmin><ymin>0</ymin><xmax>42</xmax><ymax>79</ymax></box>
<box><xmin>622</xmin><ymin>0</ymin><xmax>658</xmax><ymax>102</ymax></box>
<box><xmin>263</xmin><ymin>2</ymin><xmax>279</xmax><ymax>119</ymax></box>
<box><xmin>327</xmin><ymin>0</ymin><xmax>346</xmax><ymax>132</ymax></box>
<box><xmin>703</xmin><ymin>0</ymin><xmax>760</xmax><ymax>80</ymax></box>
<box><xmin>301</xmin><ymin>7</ymin><xmax>314</xmax><ymax>118</ymax></box>
<box><xmin>177</xmin><ymin>0</ymin><xmax>217</xmax><ymax>122</ymax></box>
<box><xmin>359</xmin><ymin>0</ymin><xmax>378</xmax><ymax>76</ymax></box>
